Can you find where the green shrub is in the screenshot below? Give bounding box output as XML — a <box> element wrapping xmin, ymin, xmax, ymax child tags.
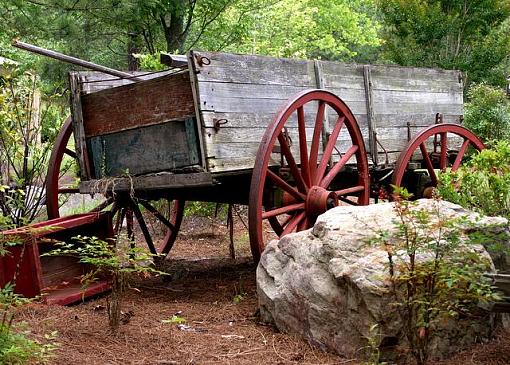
<box><xmin>0</xmin><ymin>284</ymin><xmax>57</xmax><ymax>365</ymax></box>
<box><xmin>438</xmin><ymin>141</ymin><xmax>510</xmax><ymax>219</ymax></box>
<box><xmin>463</xmin><ymin>83</ymin><xmax>510</xmax><ymax>144</ymax></box>
<box><xmin>370</xmin><ymin>190</ymin><xmax>498</xmax><ymax>365</ymax></box>
<box><xmin>0</xmin><ymin>232</ymin><xmax>58</xmax><ymax>364</ymax></box>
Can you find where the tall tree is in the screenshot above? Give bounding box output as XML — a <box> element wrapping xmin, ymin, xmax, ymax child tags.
<box><xmin>378</xmin><ymin>0</ymin><xmax>510</xmax><ymax>86</ymax></box>
<box><xmin>193</xmin><ymin>0</ymin><xmax>381</xmax><ymax>61</ymax></box>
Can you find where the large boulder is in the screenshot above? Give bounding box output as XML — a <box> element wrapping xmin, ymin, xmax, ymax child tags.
<box><xmin>257</xmin><ymin>200</ymin><xmax>509</xmax><ymax>361</ymax></box>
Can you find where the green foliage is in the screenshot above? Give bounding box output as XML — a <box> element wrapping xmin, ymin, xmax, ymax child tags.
<box><xmin>370</xmin><ymin>190</ymin><xmax>497</xmax><ymax>365</ymax></box>
<box><xmin>0</xmin><ymin>242</ymin><xmax>57</xmax><ymax>364</ymax></box>
<box><xmin>199</xmin><ymin>0</ymin><xmax>381</xmax><ymax>60</ymax></box>
<box><xmin>438</xmin><ymin>141</ymin><xmax>510</xmax><ymax>219</ymax></box>
<box><xmin>463</xmin><ymin>84</ymin><xmax>510</xmax><ymax>144</ymax></box>
<box><xmin>378</xmin><ymin>0</ymin><xmax>510</xmax><ymax>87</ymax></box>
<box><xmin>0</xmin><ymin>68</ymin><xmax>65</xmax><ymax>227</ymax></box>
<box><xmin>161</xmin><ymin>315</ymin><xmax>186</xmax><ymax>324</ymax></box>
<box><xmin>132</xmin><ymin>53</ymin><xmax>166</xmax><ymax>71</ymax></box>
<box><xmin>184</xmin><ymin>201</ymin><xmax>225</xmax><ymax>218</ymax></box>
<box><xmin>232</xmin><ymin>293</ymin><xmax>245</xmax><ymax>304</ymax></box>
<box><xmin>46</xmin><ymin>234</ymin><xmax>167</xmax><ymax>331</ymax></box>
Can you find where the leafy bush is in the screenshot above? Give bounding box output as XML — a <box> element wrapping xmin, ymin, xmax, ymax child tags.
<box><xmin>463</xmin><ymin>83</ymin><xmax>510</xmax><ymax>144</ymax></box>
<box><xmin>0</xmin><ymin>68</ymin><xmax>65</xmax><ymax>227</ymax></box>
<box><xmin>370</xmin><ymin>190</ymin><xmax>498</xmax><ymax>365</ymax></box>
<box><xmin>184</xmin><ymin>201</ymin><xmax>225</xmax><ymax>218</ymax></box>
<box><xmin>438</xmin><ymin>141</ymin><xmax>510</xmax><ymax>219</ymax></box>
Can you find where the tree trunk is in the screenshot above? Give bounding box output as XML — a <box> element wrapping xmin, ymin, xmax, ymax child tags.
<box><xmin>161</xmin><ymin>0</ymin><xmax>187</xmax><ymax>53</ymax></box>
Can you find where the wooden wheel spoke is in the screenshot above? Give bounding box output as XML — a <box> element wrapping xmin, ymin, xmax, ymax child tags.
<box><xmin>297</xmin><ymin>217</ymin><xmax>309</xmax><ymax>231</ymax></box>
<box><xmin>267</xmin><ymin>170</ymin><xmax>306</xmax><ymax>201</ymax></box>
<box><xmin>262</xmin><ymin>202</ymin><xmax>305</xmax><ymax>220</ymax></box>
<box><xmin>309</xmin><ymin>101</ymin><xmax>325</xmax><ymax>181</ymax></box>
<box><xmin>440</xmin><ymin>132</ymin><xmax>448</xmax><ymax>170</ymax></box>
<box><xmin>139</xmin><ymin>200</ymin><xmax>176</xmax><ymax>231</ymax></box>
<box><xmin>320</xmin><ymin>145</ymin><xmax>358</xmax><ymax>188</ymax></box>
<box><xmin>451</xmin><ymin>138</ymin><xmax>470</xmax><ymax>171</ymax></box>
<box><xmin>315</xmin><ymin>116</ymin><xmax>345</xmax><ymax>185</ymax></box>
<box><xmin>64</xmin><ymin>148</ymin><xmax>77</xmax><ymax>159</ymax></box>
<box><xmin>335</xmin><ymin>185</ymin><xmax>365</xmax><ymax>197</ymax></box>
<box><xmin>281</xmin><ymin>211</ymin><xmax>306</xmax><ymax>236</ymax></box>
<box><xmin>129</xmin><ymin>200</ymin><xmax>156</xmax><ymax>254</ymax></box>
<box><xmin>419</xmin><ymin>143</ymin><xmax>438</xmax><ymax>185</ymax></box>
<box><xmin>278</xmin><ymin>132</ymin><xmax>308</xmax><ymax>192</ymax></box>
<box><xmin>297</xmin><ymin>106</ymin><xmax>311</xmax><ymax>186</ymax></box>
<box><xmin>268</xmin><ymin>217</ymin><xmax>283</xmax><ymax>236</ymax></box>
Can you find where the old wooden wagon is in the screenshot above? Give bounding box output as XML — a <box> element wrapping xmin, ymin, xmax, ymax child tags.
<box><xmin>44</xmin><ymin>50</ymin><xmax>484</xmax><ymax>263</ymax></box>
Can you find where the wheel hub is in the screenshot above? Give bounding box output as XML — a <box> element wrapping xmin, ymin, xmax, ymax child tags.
<box><xmin>305</xmin><ymin>186</ymin><xmax>338</xmax><ymax>218</ymax></box>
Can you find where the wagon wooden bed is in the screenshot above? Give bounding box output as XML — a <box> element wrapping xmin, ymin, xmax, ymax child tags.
<box><xmin>45</xmin><ymin>51</ymin><xmax>485</xmax><ymax>262</ymax></box>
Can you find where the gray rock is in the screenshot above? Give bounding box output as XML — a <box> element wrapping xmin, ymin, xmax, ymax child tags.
<box><xmin>257</xmin><ymin>200</ymin><xmax>509</xmax><ymax>361</ymax></box>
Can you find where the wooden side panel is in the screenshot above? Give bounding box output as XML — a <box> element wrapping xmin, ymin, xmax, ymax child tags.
<box><xmin>194</xmin><ymin>52</ymin><xmax>318</xmax><ymax>173</ymax></box>
<box><xmin>195</xmin><ymin>52</ymin><xmax>464</xmax><ymax>172</ymax></box>
<box><xmin>81</xmin><ymin>71</ymin><xmax>195</xmax><ymax>137</ymax></box>
<box><xmin>368</xmin><ymin>65</ymin><xmax>463</xmax><ymax>158</ymax></box>
<box><xmin>87</xmin><ymin>118</ymin><xmax>200</xmax><ymax>178</ymax></box>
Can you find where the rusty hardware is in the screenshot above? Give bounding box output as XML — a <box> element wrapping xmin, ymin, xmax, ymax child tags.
<box><xmin>375</xmin><ymin>133</ymin><xmax>390</xmax><ymax>167</ymax></box>
<box><xmin>213</xmin><ymin>118</ymin><xmax>228</xmax><ymax>132</ymax></box>
<box><xmin>406</xmin><ymin>121</ymin><xmax>411</xmax><ymax>141</ymax></box>
<box><xmin>194</xmin><ymin>53</ymin><xmax>211</xmax><ymax>67</ymax></box>
<box><xmin>433</xmin><ymin>113</ymin><xmax>444</xmax><ymax>153</ymax></box>
<box><xmin>272</xmin><ymin>127</ymin><xmax>293</xmax><ymax>165</ymax></box>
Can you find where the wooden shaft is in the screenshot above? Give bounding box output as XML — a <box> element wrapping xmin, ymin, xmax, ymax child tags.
<box><xmin>12</xmin><ymin>39</ymin><xmax>144</xmax><ymax>82</ymax></box>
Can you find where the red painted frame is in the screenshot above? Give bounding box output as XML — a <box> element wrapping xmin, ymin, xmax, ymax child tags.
<box><xmin>0</xmin><ymin>212</ymin><xmax>114</xmax><ymax>305</ymax></box>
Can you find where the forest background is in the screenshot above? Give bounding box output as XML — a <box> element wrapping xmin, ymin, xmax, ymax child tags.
<box><xmin>0</xmin><ymin>0</ymin><xmax>509</xmax><ymax>228</ymax></box>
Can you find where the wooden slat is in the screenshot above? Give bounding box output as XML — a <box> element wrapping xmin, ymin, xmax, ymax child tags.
<box><xmin>76</xmin><ymin>70</ymin><xmax>183</xmax><ymax>94</ymax></box>
<box><xmin>69</xmin><ymin>72</ymin><xmax>91</xmax><ymax>180</ymax></box>
<box><xmin>194</xmin><ymin>51</ymin><xmax>316</xmax><ymax>86</ymax></box>
<box><xmin>81</xmin><ymin>71</ymin><xmax>195</xmax><ymax>137</ymax></box>
<box><xmin>79</xmin><ymin>172</ymin><xmax>213</xmax><ymax>193</ymax></box>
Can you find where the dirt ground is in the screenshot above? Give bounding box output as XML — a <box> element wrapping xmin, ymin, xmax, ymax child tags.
<box><xmin>17</xmin><ymin>213</ymin><xmax>510</xmax><ymax>365</ymax></box>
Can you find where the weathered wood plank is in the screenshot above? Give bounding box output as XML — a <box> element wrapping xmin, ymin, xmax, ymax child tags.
<box><xmin>369</xmin><ymin>64</ymin><xmax>461</xmax><ymax>80</ymax></box>
<box><xmin>194</xmin><ymin>51</ymin><xmax>316</xmax><ymax>86</ymax></box>
<box><xmin>79</xmin><ymin>172</ymin><xmax>213</xmax><ymax>193</ymax></box>
<box><xmin>371</xmin><ymin>76</ymin><xmax>462</xmax><ymax>93</ymax></box>
<box><xmin>76</xmin><ymin>70</ymin><xmax>183</xmax><ymax>94</ymax></box>
<box><xmin>81</xmin><ymin>71</ymin><xmax>195</xmax><ymax>137</ymax></box>
<box><xmin>69</xmin><ymin>73</ymin><xmax>91</xmax><ymax>180</ymax></box>
<box><xmin>371</xmin><ymin>102</ymin><xmax>463</xmax><ymax>115</ymax></box>
<box><xmin>372</xmin><ymin>89</ymin><xmax>463</xmax><ymax>105</ymax></box>
<box><xmin>87</xmin><ymin>119</ymin><xmax>200</xmax><ymax>178</ymax></box>
<box><xmin>200</xmin><ymin>94</ymin><xmax>367</xmax><ymax>115</ymax></box>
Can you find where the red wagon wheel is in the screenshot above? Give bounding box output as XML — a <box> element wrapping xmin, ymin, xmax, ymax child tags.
<box><xmin>46</xmin><ymin>117</ymin><xmax>185</xmax><ymax>256</ymax></box>
<box><xmin>392</xmin><ymin>123</ymin><xmax>485</xmax><ymax>197</ymax></box>
<box><xmin>249</xmin><ymin>89</ymin><xmax>370</xmax><ymax>262</ymax></box>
